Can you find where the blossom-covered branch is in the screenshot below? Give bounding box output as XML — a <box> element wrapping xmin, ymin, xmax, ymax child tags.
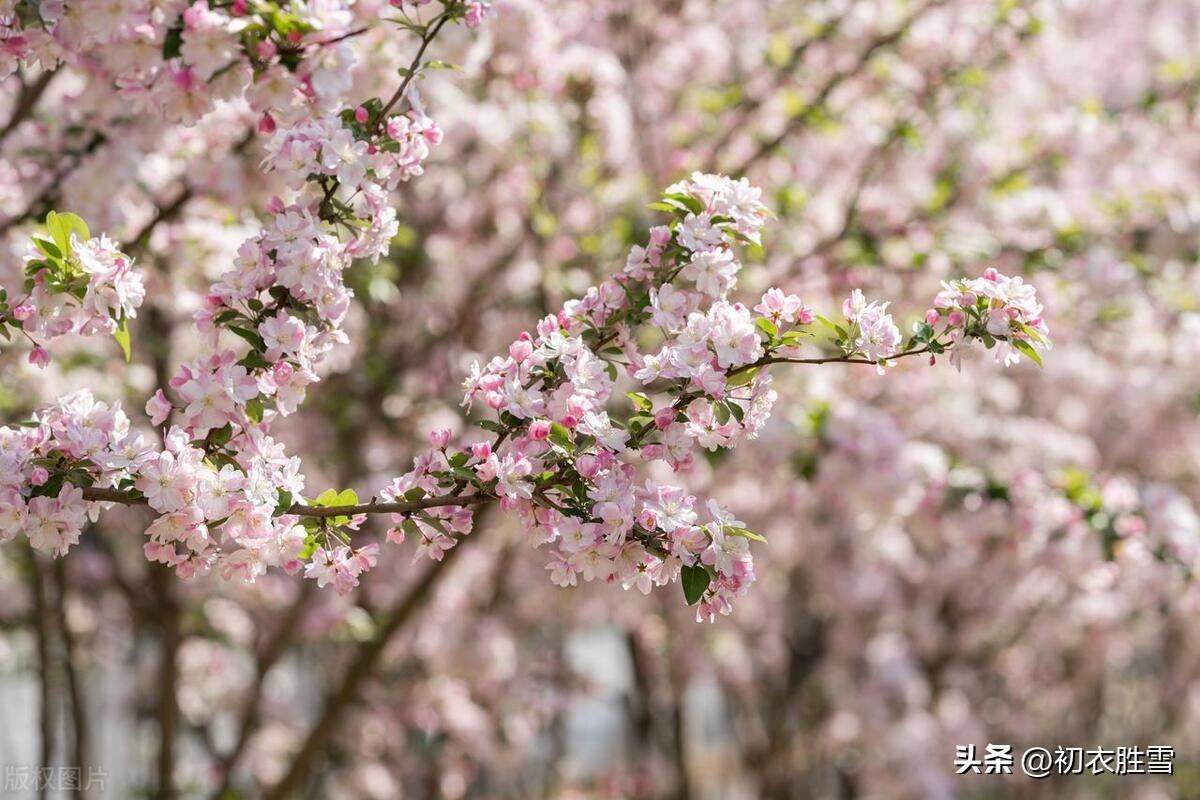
<box><xmin>0</xmin><ymin>171</ymin><xmax>1049</xmax><ymax>619</ymax></box>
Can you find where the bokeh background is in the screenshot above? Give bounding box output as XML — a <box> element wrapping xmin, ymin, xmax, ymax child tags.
<box><xmin>2</xmin><ymin>0</ymin><xmax>1200</xmax><ymax>797</ymax></box>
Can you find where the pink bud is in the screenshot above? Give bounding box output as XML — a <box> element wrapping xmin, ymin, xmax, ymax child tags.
<box><xmin>28</xmin><ymin>346</ymin><xmax>49</xmax><ymax>369</ymax></box>
<box><xmin>423</xmin><ymin>124</ymin><xmax>444</xmax><ymax>145</ymax></box>
<box><xmin>354</xmin><ymin>105</ymin><xmax>369</xmax><ymax>124</ymax></box>
<box><xmin>257</xmin><ymin>113</ymin><xmax>276</xmax><ymax>134</ymax></box>
<box><xmin>30</xmin><ymin>466</ymin><xmax>49</xmax><ymax>486</ymax></box>
<box><xmin>471</xmin><ymin>441</ymin><xmax>491</xmax><ymax>461</ymax></box>
<box><xmin>232</xmin><ymin>0</ymin><xmax>247</xmax><ymax>14</ymax></box>
<box><xmin>256</xmin><ymin>39</ymin><xmax>277</xmax><ymax>60</ymax></box>
<box><xmin>528</xmin><ymin>420</ymin><xmax>552</xmax><ymax>441</ymax></box>
<box><xmin>948</xmin><ymin>310</ymin><xmax>965</xmax><ymax>327</ymax></box>
<box><xmin>266</xmin><ymin>196</ymin><xmax>285</xmax><ymax>214</ymax></box>
<box><xmin>924</xmin><ymin>309</ymin><xmax>940</xmax><ymax>326</ymax></box>
<box><xmin>654</xmin><ymin>407</ymin><xmax>676</xmax><ymax>429</ymax></box>
<box><xmin>273</xmin><ymin>360</ymin><xmax>294</xmax><ymax>383</ymax></box>
<box><xmin>145</xmin><ymin>389</ymin><xmax>173</xmax><ymax>426</ymax></box>
<box><xmin>983</xmin><ymin>267</ymin><xmax>999</xmax><ymax>282</ymax></box>
<box><xmin>509</xmin><ymin>338</ymin><xmax>533</xmax><ymax>362</ymax></box>
<box><xmin>11</xmin><ymin>302</ymin><xmax>34</xmax><ymax>321</ymax></box>
<box><xmin>428</xmin><ymin>428</ymin><xmax>451</xmax><ymax>449</ymax></box>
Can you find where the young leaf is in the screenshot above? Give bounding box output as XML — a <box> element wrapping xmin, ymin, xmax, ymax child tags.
<box><xmin>725</xmin><ymin>526</ymin><xmax>768</xmax><ymax>544</ymax></box>
<box><xmin>754</xmin><ymin>317</ymin><xmax>778</xmax><ymax>338</ymax></box>
<box><xmin>313</xmin><ymin>488</ymin><xmax>340</xmax><ymax>506</ymax></box>
<box><xmin>625</xmin><ymin>392</ymin><xmax>653</xmax><ymax>412</ymax></box>
<box><xmin>726</xmin><ymin>366</ymin><xmax>759</xmax><ymax>389</ymax></box>
<box><xmin>1012</xmin><ymin>338</ymin><xmax>1044</xmax><ymax>367</ymax></box>
<box><xmin>45</xmin><ymin>211</ymin><xmax>90</xmax><ymax>257</ymax></box>
<box><xmin>112</xmin><ymin>315</ymin><xmax>132</xmax><ymax>362</ymax></box>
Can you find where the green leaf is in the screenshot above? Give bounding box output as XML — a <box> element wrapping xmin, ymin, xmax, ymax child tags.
<box><xmin>726</xmin><ymin>366</ymin><xmax>759</xmax><ymax>389</ymax></box>
<box><xmin>549</xmin><ymin>422</ymin><xmax>573</xmax><ymax>449</ymax></box>
<box><xmin>725</xmin><ymin>526</ymin><xmax>768</xmax><ymax>544</ymax></box>
<box><xmin>450</xmin><ymin>466</ymin><xmax>479</xmax><ymax>484</ymax></box>
<box><xmin>815</xmin><ymin>315</ymin><xmax>841</xmax><ymax>334</ymax></box>
<box><xmin>1011</xmin><ymin>338</ymin><xmax>1044</xmax><ymax>367</ymax></box>
<box><xmin>229</xmin><ymin>325</ymin><xmax>266</xmax><ymax>352</ymax></box>
<box><xmin>162</xmin><ymin>24</ymin><xmax>184</xmax><ymax>60</ymax></box>
<box><xmin>32</xmin><ymin>236</ymin><xmax>62</xmax><ymax>262</ymax></box>
<box><xmin>45</xmin><ymin>211</ymin><xmax>89</xmax><ymax>257</ymax></box>
<box><xmin>681</xmin><ymin>564</ymin><xmax>711</xmax><ymax>605</ymax></box>
<box><xmin>646</xmin><ymin>202</ymin><xmax>677</xmax><ymax>213</ymax></box>
<box><xmin>334</xmin><ymin>488</ymin><xmax>358</xmax><ymax>506</ymax></box>
<box><xmin>754</xmin><ymin>317</ymin><xmax>778</xmax><ymax>338</ymax></box>
<box><xmin>246</xmin><ymin>396</ymin><xmax>264</xmax><ymax>423</ymax></box>
<box><xmin>208</xmin><ymin>423</ymin><xmax>233</xmax><ymax>447</ymax></box>
<box><xmin>662</xmin><ymin>192</ymin><xmax>705</xmax><ymax>215</ymax></box>
<box><xmin>625</xmin><ymin>392</ymin><xmax>653</xmax><ymax>412</ymax></box>
<box><xmin>1014</xmin><ymin>320</ymin><xmax>1048</xmax><ymax>345</ymax></box>
<box><xmin>112</xmin><ymin>315</ymin><xmax>132</xmax><ymax>362</ymax></box>
<box><xmin>424</xmin><ymin>60</ymin><xmax>461</xmax><ymax>71</ymax></box>
<box><xmin>313</xmin><ymin>489</ymin><xmax>340</xmax><ymax>507</ymax></box>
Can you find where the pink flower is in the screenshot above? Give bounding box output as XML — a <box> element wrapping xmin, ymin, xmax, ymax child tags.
<box><xmin>754</xmin><ymin>288</ymin><xmax>811</xmax><ymax>325</ymax></box>
<box><xmin>28</xmin><ymin>346</ymin><xmax>49</xmax><ymax>369</ymax></box>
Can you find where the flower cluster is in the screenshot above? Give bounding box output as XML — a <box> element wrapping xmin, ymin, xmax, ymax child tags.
<box><xmin>927</xmin><ymin>269</ymin><xmax>1052</xmax><ymax>369</ymax></box>
<box><xmin>0</xmin><ymin>213</ymin><xmax>143</xmax><ymax>368</ymax></box>
<box><xmin>371</xmin><ymin>174</ymin><xmax>1051</xmax><ymax>620</ymax></box>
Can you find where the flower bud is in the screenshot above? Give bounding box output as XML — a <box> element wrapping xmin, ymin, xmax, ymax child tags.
<box><xmin>428</xmin><ymin>428</ymin><xmax>451</xmax><ymax>449</ymax></box>
<box><xmin>528</xmin><ymin>420</ymin><xmax>552</xmax><ymax>441</ymax></box>
<box><xmin>28</xmin><ymin>346</ymin><xmax>49</xmax><ymax>369</ymax></box>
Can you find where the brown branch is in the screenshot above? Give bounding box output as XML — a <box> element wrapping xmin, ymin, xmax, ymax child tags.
<box><xmin>151</xmin><ymin>564</ymin><xmax>182</xmax><ymax>800</ymax></box>
<box><xmin>25</xmin><ymin>544</ymin><xmax>56</xmax><ymax>800</ymax></box>
<box><xmin>0</xmin><ymin>68</ymin><xmax>58</xmax><ymax>145</ymax></box>
<box><xmin>51</xmin><ymin>559</ymin><xmax>90</xmax><ymax>799</ymax></box>
<box><xmin>205</xmin><ymin>579</ymin><xmax>317</xmax><ymax>800</ymax></box>
<box><xmin>80</xmin><ymin>486</ymin><xmax>490</xmax><ymax>517</ymax></box>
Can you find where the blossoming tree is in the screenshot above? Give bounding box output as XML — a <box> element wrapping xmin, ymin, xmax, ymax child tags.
<box><xmin>0</xmin><ymin>0</ymin><xmax>1195</xmax><ymax>797</ymax></box>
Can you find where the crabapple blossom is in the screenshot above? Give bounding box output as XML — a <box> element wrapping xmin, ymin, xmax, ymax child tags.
<box><xmin>0</xmin><ymin>3</ymin><xmax>1056</xmax><ymax>625</ymax></box>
